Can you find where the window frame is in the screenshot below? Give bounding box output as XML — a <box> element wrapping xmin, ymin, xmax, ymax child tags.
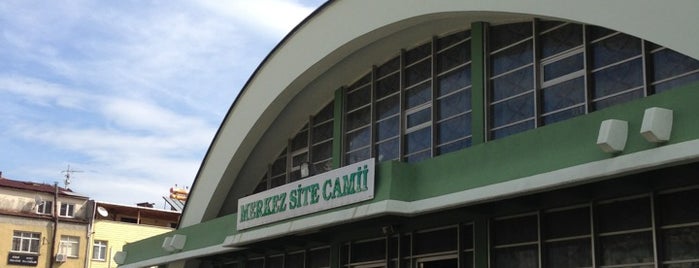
<box><xmin>59</xmin><ymin>235</ymin><xmax>80</xmax><ymax>258</ymax></box>
<box><xmin>59</xmin><ymin>202</ymin><xmax>75</xmax><ymax>218</ymax></box>
<box><xmin>92</xmin><ymin>240</ymin><xmax>108</xmax><ymax>261</ymax></box>
<box><xmin>36</xmin><ymin>200</ymin><xmax>53</xmax><ymax>215</ymax></box>
<box><xmin>11</xmin><ymin>231</ymin><xmax>41</xmax><ymax>254</ymax></box>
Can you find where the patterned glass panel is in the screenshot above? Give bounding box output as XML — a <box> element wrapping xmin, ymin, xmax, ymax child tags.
<box><xmin>405</xmin><ymin>43</ymin><xmax>431</xmax><ymax>65</ymax></box>
<box><xmin>593</xmin><ymin>89</ymin><xmax>644</xmax><ymax>111</ymax></box>
<box><xmin>376</xmin><ymin>116</ymin><xmax>399</xmax><ymax>141</ymax></box>
<box><xmin>376</xmin><ymin>138</ymin><xmax>399</xmax><ymax>162</ymax></box>
<box><xmin>654</xmin><ymin>72</ymin><xmax>699</xmax><ymax>93</ymax></box>
<box><xmin>291</xmin><ymin>130</ymin><xmax>307</xmax><ymax>151</ymax></box>
<box><xmin>405</xmin><ymin>150</ymin><xmax>431</xmax><ymax>163</ymax></box>
<box><xmin>405</xmin><ymin>60</ymin><xmax>432</xmax><ymax>87</ymax></box>
<box><xmin>491</xmin><ymin>93</ymin><xmax>534</xmax><ymax>127</ymax></box>
<box><xmin>438</xmin><ymin>90</ymin><xmax>470</xmax><ymax>120</ymax></box>
<box><xmin>599</xmin><ymin>232</ymin><xmax>654</xmax><ymax>266</ymax></box>
<box><xmin>662</xmin><ymin>226</ymin><xmax>699</xmax><ymax>262</ymax></box>
<box><xmin>490</xmin><ymin>22</ymin><xmax>532</xmax><ymax>52</ymax></box>
<box><xmin>597</xmin><ymin>197</ymin><xmax>652</xmax><ymax>233</ymax></box>
<box><xmin>345</xmin><ymin>106</ymin><xmax>371</xmax><ymax>131</ymax></box>
<box><xmin>543</xmin><ymin>207</ymin><xmax>590</xmax><ymax>239</ymax></box>
<box><xmin>376</xmin><ymin>95</ymin><xmax>399</xmax><ymax>120</ymax></box>
<box><xmin>438</xmin><ymin>66</ymin><xmax>471</xmax><ymax>97</ymax></box>
<box><xmin>591</xmin><ymin>33</ymin><xmax>641</xmax><ymax>69</ymax></box>
<box><xmin>437</xmin><ymin>40</ymin><xmax>470</xmax><ymax>73</ymax></box>
<box><xmin>377</xmin><ymin>56</ymin><xmax>400</xmax><ymax>78</ymax></box>
<box><xmin>376</xmin><ymin>72</ymin><xmax>400</xmax><ymax>99</ymax></box>
<box><xmin>312</xmin><ymin>122</ymin><xmax>333</xmax><ymax>143</ymax></box>
<box><xmin>652</xmin><ymin>49</ymin><xmax>699</xmax><ymax>81</ymax></box>
<box><xmin>544</xmin><ymin>239</ymin><xmax>592</xmax><ymax>268</ymax></box>
<box><xmin>542</xmin><ymin>106</ymin><xmax>585</xmax><ymax>126</ymax></box>
<box><xmin>311</xmin><ymin>141</ymin><xmax>332</xmax><ymax>162</ymax></box>
<box><xmin>405</xmin><ymin>127</ymin><xmax>431</xmax><ymax>154</ymax></box>
<box><xmin>346</xmin><ymin>127</ymin><xmax>370</xmax><ymax>151</ymax></box>
<box><xmin>271</xmin><ymin>154</ymin><xmax>286</xmax><ymax>176</ymax></box>
<box><xmin>346</xmin><ymin>84</ymin><xmax>371</xmax><ymax>111</ymax></box>
<box><xmin>491</xmin><ymin>41</ymin><xmax>533</xmax><ymax>76</ymax></box>
<box><xmin>541</xmin><ymin>77</ymin><xmax>585</xmax><ymax>113</ymax></box>
<box><xmin>437</xmin><ymin>30</ymin><xmax>470</xmax><ymax>51</ymax></box>
<box><xmin>437</xmin><ymin>115</ymin><xmax>470</xmax><ymax>144</ymax></box>
<box><xmin>314</xmin><ymin>102</ymin><xmax>334</xmax><ymax>122</ymax></box>
<box><xmin>405</xmin><ymin>82</ymin><xmax>432</xmax><ymax>109</ymax></box>
<box><xmin>540</xmin><ymin>23</ymin><xmax>583</xmax><ymax>58</ymax></box>
<box><xmin>589</xmin><ymin>25</ymin><xmax>616</xmax><ymax>41</ymax></box>
<box><xmin>346</xmin><ymin>147</ymin><xmax>370</xmax><ymax>165</ymax></box>
<box><xmin>437</xmin><ymin>138</ymin><xmax>471</xmax><ymax>155</ymax></box>
<box><xmin>492</xmin><ymin>245</ymin><xmax>538</xmax><ymax>268</ymax></box>
<box><xmin>592</xmin><ymin>58</ymin><xmax>643</xmax><ymax>99</ymax></box>
<box><xmin>658</xmin><ymin>189</ymin><xmax>699</xmax><ymax>225</ymax></box>
<box><xmin>491</xmin><ymin>120</ymin><xmax>534</xmax><ymax>139</ymax></box>
<box><xmin>292</xmin><ymin>152</ymin><xmax>307</xmax><ymax>167</ymax></box>
<box><xmin>491</xmin><ymin>66</ymin><xmax>533</xmax><ymax>102</ymax></box>
<box><xmin>538</xmin><ymin>20</ymin><xmax>565</xmax><ymax>32</ymax></box>
<box><xmin>493</xmin><ymin>215</ymin><xmax>538</xmax><ymax>245</ymax></box>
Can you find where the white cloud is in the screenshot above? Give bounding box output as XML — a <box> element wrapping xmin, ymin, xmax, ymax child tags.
<box><xmin>0</xmin><ymin>0</ymin><xmax>324</xmax><ymax>205</ymax></box>
<box><xmin>197</xmin><ymin>0</ymin><xmax>315</xmax><ymax>37</ymax></box>
<box><xmin>0</xmin><ymin>75</ymin><xmax>89</xmax><ymax>109</ymax></box>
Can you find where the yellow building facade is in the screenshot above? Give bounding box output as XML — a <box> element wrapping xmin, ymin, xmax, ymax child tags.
<box><xmin>87</xmin><ymin>201</ymin><xmax>180</xmax><ymax>268</ymax></box>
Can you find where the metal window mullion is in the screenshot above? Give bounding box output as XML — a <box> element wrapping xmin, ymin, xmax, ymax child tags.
<box><xmin>642</xmin><ymin>40</ymin><xmax>652</xmax><ymax>96</ymax></box>
<box><xmin>286</xmin><ymin>139</ymin><xmax>292</xmax><ymax>183</ymax></box>
<box><xmin>533</xmin><ymin>20</ymin><xmax>542</xmax><ymax>128</ymax></box>
<box><xmin>399</xmin><ymin>49</ymin><xmax>407</xmax><ymax>161</ymax></box>
<box><xmin>430</xmin><ymin>36</ymin><xmax>437</xmax><ymax>158</ymax></box>
<box><xmin>537</xmin><ymin>210</ymin><xmax>543</xmax><ymax>268</ymax></box>
<box><xmin>370</xmin><ymin>66</ymin><xmax>377</xmax><ymax>161</ymax></box>
<box><xmin>591</xmin><ymin>201</ymin><xmax>598</xmax><ymax>268</ymax></box>
<box><xmin>308</xmin><ymin>115</ymin><xmax>314</xmax><ymax>168</ymax></box>
<box><xmin>651</xmin><ymin>192</ymin><xmax>661</xmax><ymax>268</ymax></box>
<box><xmin>457</xmin><ymin>224</ymin><xmax>462</xmax><ymax>268</ymax></box>
<box><xmin>583</xmin><ymin>25</ymin><xmax>593</xmax><ymax>114</ymax></box>
<box><xmin>480</xmin><ymin>22</ymin><xmax>492</xmax><ymax>142</ymax></box>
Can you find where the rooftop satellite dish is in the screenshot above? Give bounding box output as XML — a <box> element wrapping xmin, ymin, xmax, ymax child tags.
<box><xmin>96</xmin><ymin>206</ymin><xmax>109</xmax><ymax>217</ymax></box>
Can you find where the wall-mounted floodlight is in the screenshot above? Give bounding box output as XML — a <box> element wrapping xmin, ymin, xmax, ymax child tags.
<box><xmin>640</xmin><ymin>107</ymin><xmax>673</xmax><ymax>143</ymax></box>
<box><xmin>597</xmin><ymin>119</ymin><xmax>628</xmax><ymax>153</ymax></box>
<box><xmin>162</xmin><ymin>234</ymin><xmax>187</xmax><ymax>252</ymax></box>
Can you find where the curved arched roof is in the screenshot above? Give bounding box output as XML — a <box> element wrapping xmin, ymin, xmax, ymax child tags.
<box><xmin>181</xmin><ymin>0</ymin><xmax>699</xmax><ymax>227</ymax></box>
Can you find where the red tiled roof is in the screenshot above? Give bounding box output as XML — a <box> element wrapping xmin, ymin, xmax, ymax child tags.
<box><xmin>0</xmin><ymin>176</ymin><xmax>86</xmax><ymax>198</ymax></box>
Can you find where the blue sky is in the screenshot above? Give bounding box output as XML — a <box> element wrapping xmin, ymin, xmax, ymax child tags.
<box><xmin>0</xmin><ymin>0</ymin><xmax>326</xmax><ymax>207</ymax></box>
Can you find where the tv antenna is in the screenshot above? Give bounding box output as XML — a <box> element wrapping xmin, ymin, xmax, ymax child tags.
<box><xmin>61</xmin><ymin>165</ymin><xmax>83</xmax><ymax>188</ymax></box>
